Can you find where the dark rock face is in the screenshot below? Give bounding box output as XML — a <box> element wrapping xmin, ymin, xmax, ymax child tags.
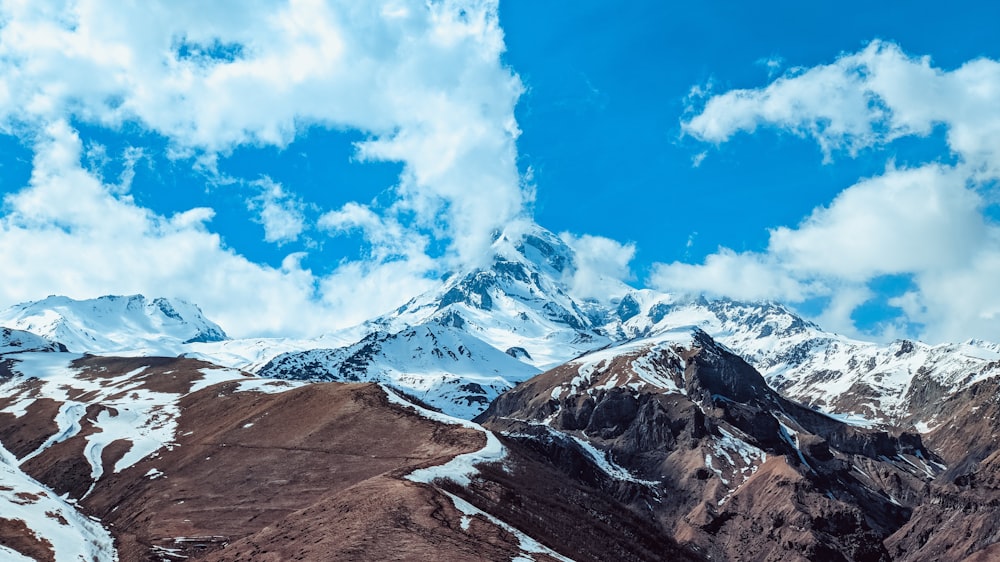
<box><xmin>505</xmin><ymin>346</ymin><xmax>531</xmax><ymax>360</ymax></box>
<box><xmin>438</xmin><ymin>271</ymin><xmax>495</xmax><ymax>311</ymax></box>
<box><xmin>477</xmin><ymin>331</ymin><xmax>943</xmax><ymax>561</ymax></box>
<box><xmin>881</xmin><ymin>376</ymin><xmax>1000</xmax><ymax>561</ymax></box>
<box><xmin>616</xmin><ymin>294</ymin><xmax>641</xmax><ymax>322</ymax></box>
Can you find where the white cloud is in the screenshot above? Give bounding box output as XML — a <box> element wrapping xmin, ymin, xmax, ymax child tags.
<box><xmin>318</xmin><ymin>201</ymin><xmax>429</xmax><ymax>263</ymax></box>
<box><xmin>559</xmin><ymin>232</ymin><xmax>635</xmax><ymax>302</ymax></box>
<box><xmin>247</xmin><ymin>177</ymin><xmax>306</xmax><ymax>245</ymax></box>
<box><xmin>683</xmin><ymin>40</ymin><xmax>1000</xmax><ymax>172</ymax></box>
<box><xmin>0</xmin><ymin>0</ymin><xmax>527</xmax><ymax>335</ymax></box>
<box><xmin>649</xmin><ymin>248</ymin><xmax>819</xmax><ymax>304</ymax></box>
<box><xmin>664</xmin><ymin>40</ymin><xmax>1000</xmax><ymax>343</ymax></box>
<box><xmin>768</xmin><ymin>164</ymin><xmax>987</xmax><ymax>281</ymax></box>
<box><xmin>0</xmin><ymin>122</ymin><xmax>325</xmax><ymax>337</ymax></box>
<box><xmin>895</xmin><ymin>252</ymin><xmax>1000</xmax><ymax>343</ymax></box>
<box><xmin>0</xmin><ymin>0</ymin><xmax>528</xmax><ymax>265</ymax></box>
<box><xmin>756</xmin><ymin>55</ymin><xmax>784</xmax><ymax>79</ymax></box>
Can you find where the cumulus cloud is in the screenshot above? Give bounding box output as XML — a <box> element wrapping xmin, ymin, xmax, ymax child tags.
<box><xmin>559</xmin><ymin>232</ymin><xmax>635</xmax><ymax>302</ymax></box>
<box><xmin>247</xmin><ymin>178</ymin><xmax>306</xmax><ymax>245</ymax></box>
<box><xmin>0</xmin><ymin>122</ymin><xmax>325</xmax><ymax>336</ymax></box>
<box><xmin>662</xmin><ymin>40</ymin><xmax>1000</xmax><ymax>343</ymax></box>
<box><xmin>0</xmin><ymin>0</ymin><xmax>529</xmax><ymax>335</ymax></box>
<box><xmin>649</xmin><ymin>249</ymin><xmax>819</xmax><ymax>304</ymax></box>
<box><xmin>318</xmin><ymin>201</ymin><xmax>430</xmax><ymax>263</ymax></box>
<box><xmin>683</xmin><ymin>40</ymin><xmax>1000</xmax><ymax>172</ymax></box>
<box><xmin>768</xmin><ymin>164</ymin><xmax>988</xmax><ymax>281</ymax></box>
<box><xmin>0</xmin><ymin>0</ymin><xmax>527</xmax><ymax>264</ymax></box>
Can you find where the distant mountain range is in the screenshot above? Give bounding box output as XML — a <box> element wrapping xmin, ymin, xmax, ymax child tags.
<box><xmin>2</xmin><ymin>224</ymin><xmax>1000</xmax><ymax>560</ymax></box>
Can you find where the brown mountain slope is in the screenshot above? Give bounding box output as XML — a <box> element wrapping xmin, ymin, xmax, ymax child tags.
<box><xmin>1</xmin><ymin>353</ymin><xmax>699</xmax><ymax>561</ymax></box>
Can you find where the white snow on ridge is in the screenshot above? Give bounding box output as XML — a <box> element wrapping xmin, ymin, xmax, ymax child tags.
<box><xmin>381</xmin><ymin>384</ymin><xmax>483</xmax><ymax>431</ymax></box>
<box><xmin>443</xmin><ymin>492</ymin><xmax>575</xmax><ymax>562</ymax></box>
<box><xmin>384</xmin><ymin>385</ymin><xmax>574</xmax><ymax>562</ymax></box>
<box><xmin>0</xmin><ymin>442</ymin><xmax>118</xmax><ymax>561</ymax></box>
<box><xmin>0</xmin><ymin>327</ymin><xmax>61</xmax><ymax>354</ymax></box>
<box><xmin>184</xmin><ymin>326</ymin><xmax>366</xmax><ymax>372</ymax></box>
<box><xmin>234</xmin><ymin>378</ymin><xmax>308</xmax><ymax>394</ymax></box>
<box><xmin>0</xmin><ymin>294</ymin><xmax>226</xmax><ymax>356</ymax></box>
<box><xmin>407</xmin><ymin>430</ymin><xmax>506</xmax><ymax>488</ymax></box>
<box><xmin>262</xmin><ymin>325</ymin><xmax>541</xmax><ymax>419</ymax></box>
<box><xmin>606</xmin><ymin>293</ymin><xmax>1000</xmax><ymax>426</ymax></box>
<box><xmin>567</xmin><ymin>435</ymin><xmax>658</xmax><ymax>486</ymax></box>
<box><xmin>821</xmin><ymin>411</ymin><xmax>879</xmax><ymax>429</ymax></box>
<box><xmin>551</xmin><ymin>329</ymin><xmax>695</xmax><ymax>400</ymax></box>
<box><xmin>384</xmin><ymin>384</ymin><xmax>506</xmax><ymax>487</ymax></box>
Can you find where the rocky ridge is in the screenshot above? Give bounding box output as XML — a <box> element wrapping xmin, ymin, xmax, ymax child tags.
<box><xmin>476</xmin><ymin>327</ymin><xmax>941</xmax><ymax>561</ymax></box>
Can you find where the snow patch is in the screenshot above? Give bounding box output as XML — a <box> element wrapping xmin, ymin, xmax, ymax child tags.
<box><xmin>234</xmin><ymin>378</ymin><xmax>307</xmax><ymax>394</ymax></box>
<box><xmin>0</xmin><ymin>545</ymin><xmax>34</xmax><ymax>562</ymax></box>
<box><xmin>407</xmin><ymin>431</ymin><xmax>505</xmax><ymax>487</ymax></box>
<box><xmin>568</xmin><ymin>435</ymin><xmax>658</xmax><ymax>486</ymax></box>
<box><xmin>442</xmin><ymin>492</ymin><xmax>574</xmax><ymax>562</ymax></box>
<box><xmin>705</xmin><ymin>455</ymin><xmax>728</xmax><ymax>486</ymax></box>
<box><xmin>0</xmin><ymin>441</ymin><xmax>118</xmax><ymax>561</ymax></box>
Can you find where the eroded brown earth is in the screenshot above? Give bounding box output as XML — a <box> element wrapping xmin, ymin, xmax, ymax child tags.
<box><xmin>1</xmin><ymin>356</ymin><xmax>595</xmax><ymax>561</ymax></box>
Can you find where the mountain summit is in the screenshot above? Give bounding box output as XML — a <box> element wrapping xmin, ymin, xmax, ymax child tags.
<box><xmin>257</xmin><ymin>225</ymin><xmax>630</xmax><ymax>416</ymax></box>
<box><xmin>0</xmin><ymin>294</ymin><xmax>227</xmax><ymax>355</ymax></box>
<box><xmin>376</xmin><ymin>224</ymin><xmax>615</xmax><ymax>367</ymax></box>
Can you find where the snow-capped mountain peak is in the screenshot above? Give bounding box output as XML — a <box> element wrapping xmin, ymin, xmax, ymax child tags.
<box><xmin>0</xmin><ymin>294</ymin><xmax>227</xmax><ymax>355</ymax></box>
<box><xmin>375</xmin><ymin>225</ymin><xmax>610</xmax><ymax>369</ymax></box>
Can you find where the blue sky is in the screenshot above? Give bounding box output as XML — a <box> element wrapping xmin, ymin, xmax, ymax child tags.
<box><xmin>0</xmin><ymin>1</ymin><xmax>999</xmax><ymax>342</ymax></box>
<box><xmin>501</xmin><ymin>0</ymin><xmax>1000</xmax><ymax>336</ymax></box>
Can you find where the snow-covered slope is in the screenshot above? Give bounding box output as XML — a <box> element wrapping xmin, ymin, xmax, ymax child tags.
<box><xmin>253</xmin><ymin>225</ymin><xmax>616</xmax><ymax>418</ymax></box>
<box><xmin>0</xmin><ymin>295</ymin><xmax>227</xmax><ymax>355</ymax></box>
<box><xmin>0</xmin><ymin>350</ymin><xmax>301</xmax><ymax>561</ymax></box>
<box><xmin>183</xmin><ymin>328</ymin><xmax>366</xmax><ymax>373</ymax></box>
<box><xmin>258</xmin><ymin>324</ymin><xmax>540</xmax><ymax>419</ymax></box>
<box><xmin>373</xmin><ymin>225</ymin><xmax>615</xmax><ymax>369</ymax></box>
<box><xmin>0</xmin><ymin>353</ymin><xmax>270</xmax><ymax>493</ymax></box>
<box><xmin>0</xmin><ymin>327</ymin><xmax>65</xmax><ymax>354</ymax></box>
<box><xmin>607</xmin><ymin>293</ymin><xmax>1000</xmax><ymax>428</ymax></box>
<box><xmin>0</xmin><ymin>444</ymin><xmax>118</xmax><ymax>562</ymax></box>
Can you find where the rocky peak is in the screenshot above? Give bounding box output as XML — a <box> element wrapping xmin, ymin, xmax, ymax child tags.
<box><xmin>477</xmin><ymin>327</ymin><xmax>942</xmax><ymax>560</ymax></box>
<box><xmin>682</xmin><ymin>328</ymin><xmax>777</xmax><ymax>406</ymax></box>
<box><xmin>368</xmin><ymin>225</ymin><xmax>609</xmax><ymax>371</ymax></box>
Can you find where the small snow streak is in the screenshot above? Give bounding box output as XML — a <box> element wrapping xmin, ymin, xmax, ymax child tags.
<box><xmin>383</xmin><ymin>386</ymin><xmax>574</xmax><ymax>562</ymax></box>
